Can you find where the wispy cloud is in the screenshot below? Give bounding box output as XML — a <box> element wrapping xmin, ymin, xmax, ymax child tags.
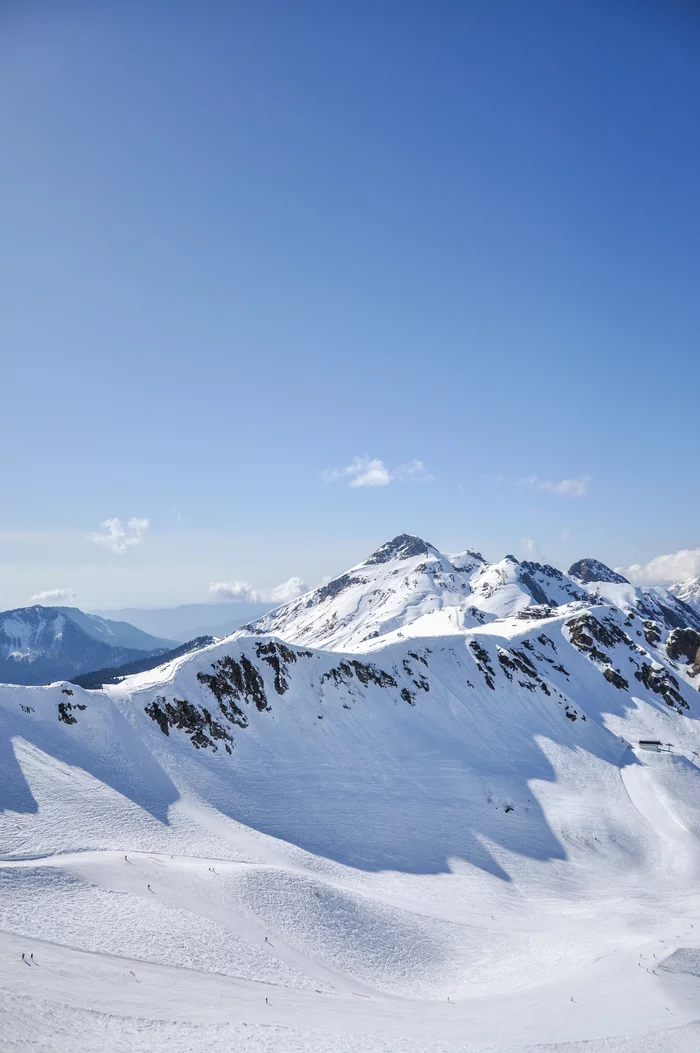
<box><xmin>520</xmin><ymin>538</ymin><xmax>542</xmax><ymax>560</ymax></box>
<box><xmin>208</xmin><ymin>576</ymin><xmax>309</xmax><ymax>604</ymax></box>
<box><xmin>616</xmin><ymin>547</ymin><xmax>700</xmax><ymax>585</ymax></box>
<box><xmin>323</xmin><ymin>456</ymin><xmax>433</xmax><ymax>488</ymax></box>
<box><xmin>29</xmin><ymin>587</ymin><xmax>77</xmax><ymax>605</ymax></box>
<box><xmin>88</xmin><ymin>517</ymin><xmax>150</xmax><ymax>554</ymax></box>
<box><xmin>519</xmin><ymin>474</ymin><xmax>590</xmax><ymax>498</ymax></box>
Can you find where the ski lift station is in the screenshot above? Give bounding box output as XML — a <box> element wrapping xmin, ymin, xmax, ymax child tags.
<box><xmin>638</xmin><ymin>740</ymin><xmax>663</xmax><ymax>752</ymax></box>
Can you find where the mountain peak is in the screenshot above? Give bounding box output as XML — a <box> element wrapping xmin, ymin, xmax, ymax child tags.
<box><xmin>362</xmin><ymin>534</ymin><xmax>435</xmax><ymax>566</ymax></box>
<box><xmin>568</xmin><ymin>558</ymin><xmax>629</xmax><ymax>585</ymax></box>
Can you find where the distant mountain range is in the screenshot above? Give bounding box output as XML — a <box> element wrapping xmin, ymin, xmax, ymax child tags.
<box><xmin>89</xmin><ymin>602</ymin><xmax>273</xmax><ymax>643</ymax></box>
<box><xmin>0</xmin><ymin>606</ymin><xmax>177</xmax><ymax>686</ymax></box>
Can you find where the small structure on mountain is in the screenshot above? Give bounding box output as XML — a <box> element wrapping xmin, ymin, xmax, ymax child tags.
<box><xmin>638</xmin><ymin>740</ymin><xmax>663</xmax><ymax>751</ymax></box>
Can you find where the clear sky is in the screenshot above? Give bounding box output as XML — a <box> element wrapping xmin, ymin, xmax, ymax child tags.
<box><xmin>2</xmin><ymin>0</ymin><xmax>699</xmax><ymax>609</ymax></box>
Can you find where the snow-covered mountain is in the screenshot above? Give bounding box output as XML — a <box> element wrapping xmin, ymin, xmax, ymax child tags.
<box><xmin>567</xmin><ymin>558</ymin><xmax>630</xmax><ymax>585</ymax></box>
<box><xmin>242</xmin><ymin>534</ymin><xmax>481</xmax><ymax>650</ymax></box>
<box><xmin>243</xmin><ymin>535</ymin><xmax>592</xmax><ymax>650</ymax></box>
<box><xmin>0</xmin><ymin>605</ymin><xmax>176</xmax><ymax>685</ymax></box>
<box><xmin>670</xmin><ymin>576</ymin><xmax>700</xmax><ymax>616</ymax></box>
<box><xmin>4</xmin><ymin>536</ymin><xmax>700</xmax><ymax>1051</ymax></box>
<box><xmin>566</xmin><ymin>561</ymin><xmax>700</xmax><ymax>635</ymax></box>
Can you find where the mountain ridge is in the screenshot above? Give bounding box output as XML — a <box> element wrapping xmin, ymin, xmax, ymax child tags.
<box><xmin>240</xmin><ymin>534</ymin><xmax>700</xmax><ymax>650</ymax></box>
<box><xmin>0</xmin><ymin>605</ymin><xmax>176</xmax><ymax>686</ymax></box>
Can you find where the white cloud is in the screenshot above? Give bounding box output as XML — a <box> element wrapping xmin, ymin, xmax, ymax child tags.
<box><xmin>520</xmin><ymin>538</ymin><xmax>542</xmax><ymax>560</ymax></box>
<box><xmin>519</xmin><ymin>474</ymin><xmax>590</xmax><ymax>498</ymax></box>
<box><xmin>208</xmin><ymin>576</ymin><xmax>309</xmax><ymax>604</ymax></box>
<box><xmin>561</xmin><ymin>527</ymin><xmax>572</xmax><ymax>541</ymax></box>
<box><xmin>88</xmin><ymin>517</ymin><xmax>149</xmax><ymax>554</ymax></box>
<box><xmin>29</xmin><ymin>587</ymin><xmax>77</xmax><ymax>605</ymax></box>
<box><xmin>394</xmin><ymin>459</ymin><xmax>434</xmax><ymax>483</ymax></box>
<box><xmin>268</xmin><ymin>576</ymin><xmax>308</xmax><ymax>602</ymax></box>
<box><xmin>324</xmin><ymin>456</ymin><xmax>433</xmax><ymax>488</ymax></box>
<box><xmin>616</xmin><ymin>547</ymin><xmax>700</xmax><ymax>585</ymax></box>
<box><xmin>208</xmin><ymin>580</ymin><xmax>257</xmax><ymax>602</ymax></box>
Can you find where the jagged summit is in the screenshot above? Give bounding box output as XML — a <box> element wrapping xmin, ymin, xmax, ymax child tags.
<box><xmin>362</xmin><ymin>533</ymin><xmax>435</xmax><ymax>565</ymax></box>
<box><xmin>568</xmin><ymin>558</ymin><xmax>629</xmax><ymax>585</ymax></box>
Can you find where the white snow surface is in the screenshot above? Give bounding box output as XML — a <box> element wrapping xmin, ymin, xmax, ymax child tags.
<box><xmin>3</xmin><ymin>535</ymin><xmax>700</xmax><ymax>1051</ymax></box>
<box><xmin>671</xmin><ymin>577</ymin><xmax>700</xmax><ymax>616</ymax></box>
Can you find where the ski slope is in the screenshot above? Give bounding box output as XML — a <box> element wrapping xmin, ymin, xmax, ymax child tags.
<box><xmin>3</xmin><ymin>539</ymin><xmax>700</xmax><ymax>1050</ymax></box>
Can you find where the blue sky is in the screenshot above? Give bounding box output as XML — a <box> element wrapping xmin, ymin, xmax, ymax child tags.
<box><xmin>2</xmin><ymin>0</ymin><xmax>699</xmax><ymax>608</ymax></box>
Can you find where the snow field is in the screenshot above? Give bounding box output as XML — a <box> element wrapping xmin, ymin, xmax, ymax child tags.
<box><xmin>4</xmin><ymin>582</ymin><xmax>700</xmax><ymax>1049</ymax></box>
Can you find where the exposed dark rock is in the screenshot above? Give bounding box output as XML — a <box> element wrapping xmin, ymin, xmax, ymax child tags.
<box><xmin>568</xmin><ymin>559</ymin><xmax>628</xmax><ymax>584</ymax></box>
<box><xmin>566</xmin><ymin>616</ymin><xmax>611</xmax><ymax>664</ymax></box>
<box><xmin>196</xmin><ymin>653</ymin><xmax>268</xmax><ymax>724</ymax></box>
<box><xmin>604</xmin><ymin>668</ymin><xmax>629</xmax><ymax>690</ymax></box>
<box><xmin>57</xmin><ymin>700</ymin><xmax>86</xmax><ymax>724</ymax></box>
<box><xmin>498</xmin><ymin>648</ymin><xmax>539</xmax><ymax>683</ymax></box>
<box><xmin>469</xmin><ymin>641</ymin><xmax>496</xmax><ymax>690</ymax></box>
<box><xmin>364</xmin><ymin>534</ymin><xmax>433</xmax><ymax>565</ymax></box>
<box><xmin>643</xmin><ymin>621</ymin><xmax>662</xmax><ymax>647</ymax></box>
<box><xmin>522</xmin><ymin>561</ymin><xmax>565</xmax><ymax>582</ymax></box>
<box><xmin>255</xmin><ymin>640</ymin><xmax>299</xmax><ymax>694</ymax></box>
<box><xmin>321</xmin><ymin>660</ymin><xmax>397</xmax><ymax>690</ymax></box>
<box><xmin>634</xmin><ymin>663</ymin><xmax>689</xmax><ymax>711</ymax></box>
<box><xmin>667</xmin><ymin>628</ymin><xmax>700</xmax><ymax>674</ymax></box>
<box><xmin>307</xmin><ymin>574</ymin><xmax>366</xmax><ymax>607</ymax></box>
<box><xmin>518</xmin><ymin>571</ymin><xmax>551</xmax><ymax>607</ymax></box>
<box><xmin>566</xmin><ymin>613</ymin><xmax>635</xmax><ymax>666</ymax></box>
<box><xmin>145</xmin><ymin>695</ymin><xmax>233</xmax><ymax>750</ymax></box>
